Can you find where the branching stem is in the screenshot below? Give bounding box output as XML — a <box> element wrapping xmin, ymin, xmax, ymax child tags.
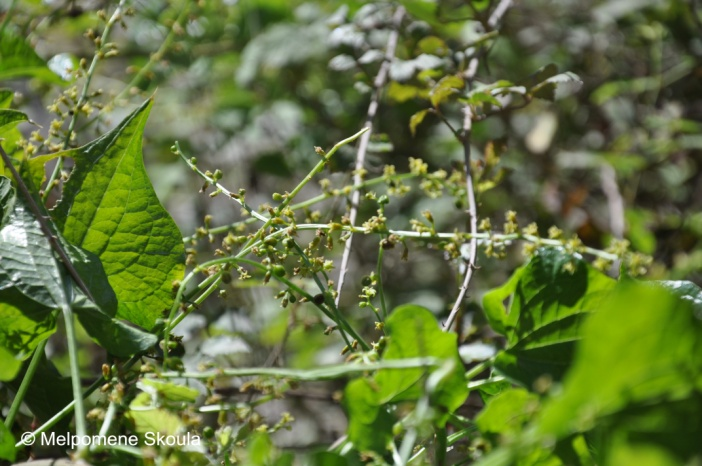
<box><xmin>443</xmin><ymin>0</ymin><xmax>513</xmax><ymax>332</ymax></box>
<box><xmin>335</xmin><ymin>6</ymin><xmax>405</xmax><ymax>308</ymax></box>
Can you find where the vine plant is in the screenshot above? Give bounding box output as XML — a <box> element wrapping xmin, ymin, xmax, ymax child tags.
<box><xmin>0</xmin><ymin>1</ymin><xmax>699</xmax><ymax>466</ymax></box>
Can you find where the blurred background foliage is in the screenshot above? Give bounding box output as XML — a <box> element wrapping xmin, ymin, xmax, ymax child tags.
<box><xmin>2</xmin><ymin>0</ymin><xmax>702</xmax><ymax>451</ymax></box>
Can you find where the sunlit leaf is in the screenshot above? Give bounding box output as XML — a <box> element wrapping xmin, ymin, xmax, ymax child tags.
<box><xmin>376</xmin><ymin>304</ymin><xmax>469</xmax><ymax>423</ymax></box>
<box><xmin>409</xmin><ymin>108</ymin><xmax>430</xmax><ymax>136</ymax></box>
<box><xmin>476</xmin><ymin>388</ymin><xmax>540</xmax><ymax>439</ymax></box>
<box><xmin>52</xmin><ymin>99</ymin><xmax>185</xmax><ymax>330</ymax></box>
<box><xmin>344</xmin><ymin>378</ymin><xmax>394</xmax><ymax>453</ymax></box>
<box><xmin>358</xmin><ymin>49</ymin><xmax>384</xmax><ymax>64</ymax></box>
<box><xmin>127</xmin><ymin>392</ymin><xmax>184</xmax><ymax>436</ymax></box>
<box><xmin>535</xmin><ymin>281</ymin><xmax>702</xmax><ymax>463</ymax></box>
<box><xmin>139</xmin><ymin>379</ymin><xmax>200</xmax><ymax>403</ymax></box>
<box><xmin>0</xmin><ymin>178</ymin><xmax>60</xmax><ymax>380</ymax></box>
<box><xmin>430</xmin><ymin>75</ymin><xmax>464</xmax><ymax>108</ymax></box>
<box><xmin>417</xmin><ymin>36</ymin><xmax>448</xmax><ymax>56</ymax></box>
<box><xmin>387</xmin><ymin>81</ymin><xmax>424</xmax><ymax>103</ymax></box>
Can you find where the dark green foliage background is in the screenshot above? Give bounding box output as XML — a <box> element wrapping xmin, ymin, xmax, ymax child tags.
<box><xmin>0</xmin><ymin>0</ymin><xmax>701</xmax><ymax>464</ymax></box>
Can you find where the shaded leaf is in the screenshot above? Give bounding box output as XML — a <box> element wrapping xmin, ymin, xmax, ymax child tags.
<box><xmin>7</xmin><ymin>354</ymin><xmax>72</xmax><ymax>433</ymax></box>
<box><xmin>52</xmin><ymin>99</ymin><xmax>185</xmax><ymax>330</ymax></box>
<box><xmin>0</xmin><ymin>89</ymin><xmax>13</xmax><ymax>108</ymax></box>
<box><xmin>72</xmin><ymin>293</ymin><xmax>157</xmax><ymax>357</ymax></box>
<box><xmin>0</xmin><ymin>421</ymin><xmax>15</xmax><ymax>462</ymax></box>
<box><xmin>0</xmin><ymin>30</ymin><xmax>63</xmax><ymax>83</ymax></box>
<box><xmin>237</xmin><ymin>22</ymin><xmax>328</xmax><ymax>86</ymax></box>
<box><xmin>520</xmin><ymin>64</ymin><xmax>559</xmax><ymax>89</ymax></box>
<box><xmin>0</xmin><ymin>109</ymin><xmax>27</xmax><ymax>129</ymax></box>
<box><xmin>530</xmin><ymin>72</ymin><xmax>583</xmax><ymax>101</ymax></box>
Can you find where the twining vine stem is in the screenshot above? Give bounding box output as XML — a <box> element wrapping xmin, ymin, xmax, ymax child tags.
<box><xmin>43</xmin><ymin>0</ymin><xmax>128</xmax><ymax>203</ymax></box>
<box><xmin>114</xmin><ymin>1</ymin><xmax>190</xmax><ymax>102</ymax></box>
<box><xmin>335</xmin><ymin>6</ymin><xmax>405</xmax><ymax>308</ymax></box>
<box><xmin>443</xmin><ymin>0</ymin><xmax>513</xmax><ymax>332</ymax></box>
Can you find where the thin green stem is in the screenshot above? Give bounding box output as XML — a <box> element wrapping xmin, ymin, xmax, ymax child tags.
<box><xmin>61</xmin><ymin>301</ymin><xmax>87</xmax><ymax>455</ymax></box>
<box><xmin>234</xmin><ymin>258</ymin><xmax>365</xmax><ymax>349</ymax></box>
<box><xmin>376</xmin><ymin>240</ymin><xmax>388</xmax><ymax>320</ymax></box>
<box><xmin>114</xmin><ymin>1</ymin><xmax>190</xmax><ymax>102</ymax></box>
<box><xmin>172</xmin><ymin>130</ymin><xmax>372</xmax><ymax>352</ymax></box>
<box><xmin>181</xmin><ymin>173</ymin><xmax>418</xmax><ymax>243</ymax></box>
<box><xmin>4</xmin><ymin>339</ymin><xmax>48</xmax><ymax>429</ymax></box>
<box><xmin>15</xmin><ymin>354</ymin><xmax>142</xmax><ymax>448</ymax></box>
<box><xmin>467</xmin><ymin>376</ymin><xmax>506</xmax><ymax>391</ymax></box>
<box><xmin>43</xmin><ymin>0</ymin><xmax>128</xmax><ymax>203</ymax></box>
<box><xmin>280</xmin><ymin>128</ymin><xmax>370</xmax><ymax>212</ymax></box>
<box><xmin>168</xmin><ymin>276</ymin><xmax>221</xmax><ymax>330</ymax></box>
<box><xmin>464</xmin><ymin>358</ymin><xmax>494</xmax><ymax>381</ymax></box>
<box><xmin>154</xmin><ymin>357</ymin><xmax>440</xmax><ymax>380</ymax></box>
<box><xmin>205</xmin><ymin>222</ymin><xmax>622</xmax><ymax>262</ymax></box>
<box><xmin>89</xmin><ymin>401</ymin><xmax>119</xmax><ymax>453</ymax></box>
<box><xmin>97</xmin><ymin>401</ymin><xmax>117</xmax><ymax>438</ymax></box>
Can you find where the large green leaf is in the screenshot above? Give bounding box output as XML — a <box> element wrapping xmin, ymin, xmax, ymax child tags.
<box><xmin>538</xmin><ymin>281</ymin><xmax>702</xmax><ymax>438</ymax></box>
<box><xmin>0</xmin><ymin>175</ymin><xmax>155</xmax><ymax>371</ymax></box>
<box><xmin>344</xmin><ymin>378</ymin><xmax>395</xmax><ymax>454</ymax></box>
<box><xmin>0</xmin><ymin>108</ymin><xmax>29</xmax><ymax>175</ymax></box>
<box><xmin>476</xmin><ymin>388</ymin><xmax>540</xmax><ymax>439</ymax></box>
<box><xmin>376</xmin><ymin>304</ymin><xmax>469</xmax><ymax>418</ymax></box>
<box><xmin>0</xmin><ymin>30</ymin><xmax>63</xmax><ymax>83</ymax></box>
<box><xmin>481</xmin><ymin>280</ymin><xmax>702</xmax><ymax>465</ymax></box>
<box><xmin>0</xmin><ymin>178</ymin><xmax>60</xmax><ymax>380</ymax></box>
<box><xmin>344</xmin><ymin>304</ymin><xmax>469</xmax><ymax>453</ymax></box>
<box><xmin>52</xmin><ymin>99</ymin><xmax>185</xmax><ymax>330</ymax></box>
<box><xmin>478</xmin><ymin>280</ymin><xmax>702</xmax><ymax>465</ymax></box>
<box><xmin>485</xmin><ymin>248</ymin><xmax>615</xmax><ymax>387</ymax></box>
<box><xmin>0</xmin><ymin>109</ymin><xmax>27</xmax><ymax>129</ymax></box>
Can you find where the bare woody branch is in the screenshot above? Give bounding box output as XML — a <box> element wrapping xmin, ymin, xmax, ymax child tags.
<box><xmin>443</xmin><ymin>0</ymin><xmax>513</xmax><ymax>332</ymax></box>
<box><xmin>335</xmin><ymin>6</ymin><xmax>405</xmax><ymax>307</ymax></box>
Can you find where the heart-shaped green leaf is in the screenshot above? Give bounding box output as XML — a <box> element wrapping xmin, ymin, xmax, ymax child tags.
<box><xmin>52</xmin><ymin>99</ymin><xmax>185</xmax><ymax>330</ymax></box>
